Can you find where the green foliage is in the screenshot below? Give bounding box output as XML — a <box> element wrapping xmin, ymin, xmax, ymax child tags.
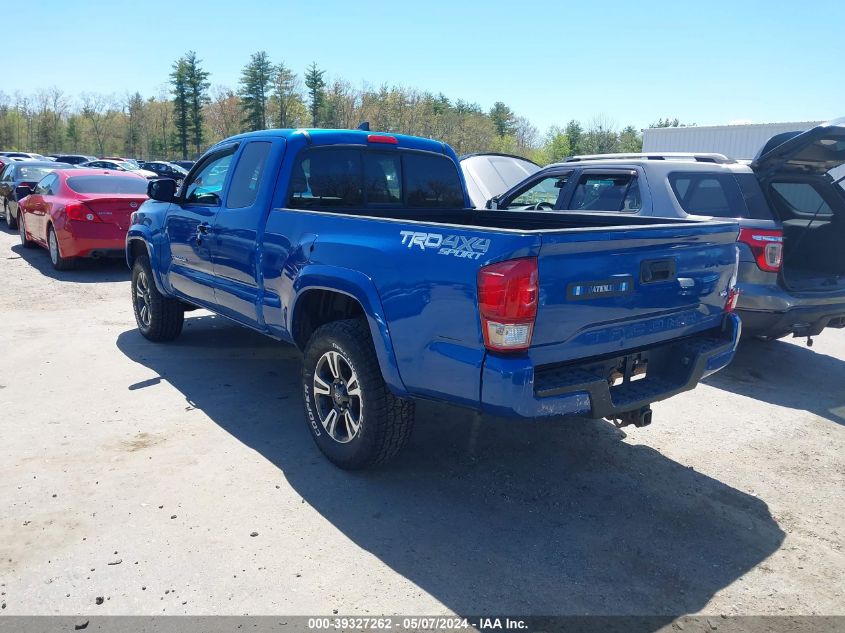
<box><xmin>649</xmin><ymin>117</ymin><xmax>694</xmax><ymax>128</ymax></box>
<box><xmin>184</xmin><ymin>51</ymin><xmax>210</xmax><ymax>156</ymax></box>
<box><xmin>170</xmin><ymin>57</ymin><xmax>190</xmax><ymax>158</ymax></box>
<box><xmin>239</xmin><ymin>51</ymin><xmax>274</xmax><ymax>131</ymax></box>
<box><xmin>272</xmin><ymin>61</ymin><xmax>304</xmax><ymax>128</ymax></box>
<box><xmin>0</xmin><ymin>55</ymin><xmax>651</xmax><ymax>165</ymax></box>
<box><xmin>304</xmin><ymin>62</ymin><xmax>326</xmax><ymax>127</ymax></box>
<box><xmin>489</xmin><ymin>101</ymin><xmax>515</xmax><ymax>137</ymax></box>
<box><xmin>171</xmin><ymin>51</ymin><xmax>210</xmax><ymax>158</ymax></box>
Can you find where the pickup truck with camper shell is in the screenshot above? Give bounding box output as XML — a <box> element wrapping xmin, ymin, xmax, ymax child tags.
<box><xmin>126</xmin><ymin>128</ymin><xmax>741</xmax><ymax>469</ymax></box>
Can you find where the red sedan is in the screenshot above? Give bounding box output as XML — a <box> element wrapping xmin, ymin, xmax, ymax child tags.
<box><xmin>18</xmin><ymin>169</ymin><xmax>149</xmax><ymax>270</ymax></box>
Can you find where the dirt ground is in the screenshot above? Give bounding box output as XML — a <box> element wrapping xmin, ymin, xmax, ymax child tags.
<box><xmin>0</xmin><ymin>224</ymin><xmax>842</xmax><ymax>618</ymax></box>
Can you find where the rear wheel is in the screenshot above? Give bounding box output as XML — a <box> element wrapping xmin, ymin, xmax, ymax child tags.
<box><xmin>47</xmin><ymin>225</ymin><xmax>75</xmax><ymax>270</ymax></box>
<box><xmin>18</xmin><ymin>213</ymin><xmax>35</xmax><ymax>248</ymax></box>
<box><xmin>131</xmin><ymin>254</ymin><xmax>184</xmax><ymax>342</ymax></box>
<box><xmin>302</xmin><ymin>318</ymin><xmax>415</xmax><ymax>470</ymax></box>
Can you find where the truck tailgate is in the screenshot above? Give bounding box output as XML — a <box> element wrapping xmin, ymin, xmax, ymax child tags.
<box><xmin>530</xmin><ymin>221</ymin><xmax>739</xmax><ymax>366</ymax></box>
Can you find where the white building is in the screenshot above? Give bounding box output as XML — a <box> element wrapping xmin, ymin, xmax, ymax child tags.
<box><xmin>642</xmin><ymin>121</ymin><xmax>822</xmax><ymax>160</ymax></box>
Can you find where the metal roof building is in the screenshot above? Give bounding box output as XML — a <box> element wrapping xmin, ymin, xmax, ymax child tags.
<box><xmin>642</xmin><ymin>121</ymin><xmax>822</xmax><ymax>160</ymax></box>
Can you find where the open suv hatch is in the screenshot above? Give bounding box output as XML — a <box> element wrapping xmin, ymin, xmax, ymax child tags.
<box><xmin>461</xmin><ymin>118</ymin><xmax>845</xmax><ymax>343</ymax></box>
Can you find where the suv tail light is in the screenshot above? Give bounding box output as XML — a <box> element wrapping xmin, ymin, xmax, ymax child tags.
<box><xmin>738</xmin><ymin>228</ymin><xmax>783</xmax><ymax>272</ymax></box>
<box><xmin>477</xmin><ymin>257</ymin><xmax>538</xmax><ymax>352</ymax></box>
<box><xmin>65</xmin><ymin>203</ymin><xmax>102</xmax><ymax>223</ymax></box>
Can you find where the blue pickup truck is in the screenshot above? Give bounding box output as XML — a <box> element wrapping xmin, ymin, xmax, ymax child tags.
<box><xmin>126</xmin><ymin>129</ymin><xmax>741</xmax><ymax>469</ymax></box>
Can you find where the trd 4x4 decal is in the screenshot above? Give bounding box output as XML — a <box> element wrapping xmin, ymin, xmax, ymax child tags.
<box><xmin>399</xmin><ymin>231</ymin><xmax>490</xmax><ymax>260</ymax></box>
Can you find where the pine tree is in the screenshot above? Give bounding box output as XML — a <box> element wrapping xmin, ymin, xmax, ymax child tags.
<box><xmin>125</xmin><ymin>92</ymin><xmax>145</xmax><ymax>156</ymax></box>
<box><xmin>272</xmin><ymin>62</ymin><xmax>300</xmax><ymax>128</ymax></box>
<box><xmin>304</xmin><ymin>62</ymin><xmax>326</xmax><ymax>127</ymax></box>
<box><xmin>239</xmin><ymin>51</ymin><xmax>273</xmax><ymax>131</ymax></box>
<box><xmin>564</xmin><ymin>120</ymin><xmax>584</xmax><ymax>155</ymax></box>
<box><xmin>184</xmin><ymin>51</ymin><xmax>210</xmax><ymax>156</ymax></box>
<box><xmin>489</xmin><ymin>101</ymin><xmax>515</xmax><ymax>137</ymax></box>
<box><xmin>170</xmin><ymin>57</ymin><xmax>190</xmax><ymax>159</ymax></box>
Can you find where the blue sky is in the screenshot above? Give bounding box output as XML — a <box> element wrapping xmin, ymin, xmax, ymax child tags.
<box><xmin>7</xmin><ymin>0</ymin><xmax>842</xmax><ymax>133</ymax></box>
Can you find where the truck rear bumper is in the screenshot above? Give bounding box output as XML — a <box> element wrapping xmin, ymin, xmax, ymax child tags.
<box><xmin>737</xmin><ymin>304</ymin><xmax>845</xmax><ymax>338</ymax></box>
<box><xmin>480</xmin><ymin>313</ymin><xmax>741</xmax><ymax>419</ymax></box>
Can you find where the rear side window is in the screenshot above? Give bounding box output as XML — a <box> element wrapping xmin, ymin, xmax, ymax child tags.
<box><xmin>34</xmin><ymin>174</ymin><xmax>59</xmax><ymax>195</ymax></box>
<box><xmin>569</xmin><ymin>172</ymin><xmax>641</xmax><ymax>212</ymax></box>
<box><xmin>770</xmin><ymin>181</ymin><xmax>833</xmax><ymax>216</ymax></box>
<box><xmin>288</xmin><ymin>148</ymin><xmax>464</xmax><ymax>210</ymax></box>
<box><xmin>668</xmin><ymin>171</ymin><xmax>771</xmax><ymax>219</ymax></box>
<box><xmin>67</xmin><ymin>176</ymin><xmax>149</xmax><ymax>194</ymax></box>
<box><xmin>227</xmin><ymin>142</ymin><xmax>272</xmax><ymax>209</ymax></box>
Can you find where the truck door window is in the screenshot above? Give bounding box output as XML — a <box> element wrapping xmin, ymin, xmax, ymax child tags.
<box><xmin>184</xmin><ymin>151</ymin><xmax>234</xmax><ymax>206</ymax></box>
<box><xmin>508</xmin><ymin>175</ymin><xmax>569</xmax><ymax>208</ymax></box>
<box><xmin>227</xmin><ymin>142</ymin><xmax>271</xmax><ymax>209</ymax></box>
<box><xmin>569</xmin><ymin>173</ymin><xmax>640</xmax><ymax>212</ymax></box>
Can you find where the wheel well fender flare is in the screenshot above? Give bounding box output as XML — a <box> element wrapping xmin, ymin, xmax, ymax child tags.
<box><xmin>291</xmin><ymin>265</ymin><xmax>408</xmax><ymax>397</ymax></box>
<box><xmin>126</xmin><ymin>232</ymin><xmax>166</xmax><ymax>294</ymax></box>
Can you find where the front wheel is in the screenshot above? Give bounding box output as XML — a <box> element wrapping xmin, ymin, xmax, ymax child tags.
<box><xmin>302</xmin><ymin>318</ymin><xmax>415</xmax><ymax>470</ymax></box>
<box><xmin>131</xmin><ymin>254</ymin><xmax>184</xmax><ymax>342</ymax></box>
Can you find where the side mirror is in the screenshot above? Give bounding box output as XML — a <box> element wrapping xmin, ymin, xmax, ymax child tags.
<box><xmin>148</xmin><ymin>178</ymin><xmax>177</xmax><ymax>202</ymax></box>
<box><xmin>487</xmin><ymin>196</ymin><xmax>500</xmax><ymax>210</ymax></box>
<box><xmin>14</xmin><ymin>184</ymin><xmax>33</xmax><ymax>200</ymax></box>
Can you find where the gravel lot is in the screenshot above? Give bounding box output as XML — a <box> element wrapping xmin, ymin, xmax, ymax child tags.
<box><xmin>0</xmin><ymin>224</ymin><xmax>843</xmax><ymax>617</ymax></box>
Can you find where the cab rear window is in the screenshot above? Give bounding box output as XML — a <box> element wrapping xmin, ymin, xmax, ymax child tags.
<box><xmin>289</xmin><ymin>148</ymin><xmax>464</xmax><ymax>210</ymax></box>
<box><xmin>668</xmin><ymin>172</ymin><xmax>772</xmax><ymax>219</ymax></box>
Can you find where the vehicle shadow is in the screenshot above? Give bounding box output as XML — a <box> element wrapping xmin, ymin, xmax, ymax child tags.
<box><xmin>704</xmin><ymin>337</ymin><xmax>845</xmax><ymax>426</ymax></box>
<box><xmin>116</xmin><ymin>316</ymin><xmax>784</xmax><ymax>621</ymax></box>
<box><xmin>8</xmin><ymin>243</ymin><xmax>129</xmax><ymax>283</ymax></box>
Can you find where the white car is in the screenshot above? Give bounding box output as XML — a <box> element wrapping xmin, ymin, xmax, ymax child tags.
<box><xmin>81</xmin><ymin>159</ymin><xmax>157</xmax><ymax>179</ymax></box>
<box><xmin>459</xmin><ymin>152</ymin><xmax>541</xmax><ymax>208</ymax></box>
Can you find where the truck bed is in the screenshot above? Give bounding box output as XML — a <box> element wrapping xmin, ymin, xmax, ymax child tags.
<box><xmin>306</xmin><ymin>206</ymin><xmax>708</xmax><ymax>232</ymax></box>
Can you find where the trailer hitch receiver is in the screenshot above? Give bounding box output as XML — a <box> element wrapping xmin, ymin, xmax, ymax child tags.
<box><xmin>609</xmin><ymin>406</ymin><xmax>653</xmax><ymax>428</ymax></box>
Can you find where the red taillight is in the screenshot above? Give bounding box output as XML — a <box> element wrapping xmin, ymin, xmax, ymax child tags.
<box><xmin>477</xmin><ymin>257</ymin><xmax>538</xmax><ymax>352</ymax></box>
<box><xmin>65</xmin><ymin>203</ymin><xmax>102</xmax><ymax>222</ymax></box>
<box><xmin>738</xmin><ymin>228</ymin><xmax>783</xmax><ymax>272</ymax></box>
<box><xmin>367</xmin><ymin>134</ymin><xmax>398</xmax><ymax>145</ymax></box>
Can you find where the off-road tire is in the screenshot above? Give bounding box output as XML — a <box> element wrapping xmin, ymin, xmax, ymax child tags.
<box><xmin>302</xmin><ymin>318</ymin><xmax>415</xmax><ymax>469</ymax></box>
<box><xmin>131</xmin><ymin>254</ymin><xmax>184</xmax><ymax>342</ymax></box>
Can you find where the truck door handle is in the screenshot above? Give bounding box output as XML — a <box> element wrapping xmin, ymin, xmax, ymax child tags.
<box><xmin>640</xmin><ymin>258</ymin><xmax>676</xmax><ymax>283</ymax></box>
<box><xmin>195</xmin><ymin>222</ymin><xmax>210</xmax><ymax>245</ymax></box>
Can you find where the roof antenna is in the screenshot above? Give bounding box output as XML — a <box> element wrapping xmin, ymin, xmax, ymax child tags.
<box><xmin>357</xmin><ymin>121</ymin><xmax>370</xmax><ymax>131</ymax></box>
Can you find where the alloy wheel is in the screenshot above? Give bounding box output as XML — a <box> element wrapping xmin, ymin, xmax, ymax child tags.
<box><xmin>134</xmin><ymin>270</ymin><xmax>152</xmax><ymax>328</ymax></box>
<box><xmin>313</xmin><ymin>350</ymin><xmax>362</xmax><ymax>443</ymax></box>
<box><xmin>48</xmin><ymin>230</ymin><xmax>59</xmax><ymax>264</ymax></box>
